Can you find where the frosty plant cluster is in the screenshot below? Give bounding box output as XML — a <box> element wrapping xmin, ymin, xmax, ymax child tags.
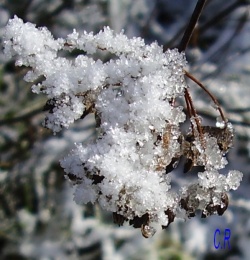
<box><xmin>3</xmin><ymin>16</ymin><xmax>243</xmax><ymax>238</ymax></box>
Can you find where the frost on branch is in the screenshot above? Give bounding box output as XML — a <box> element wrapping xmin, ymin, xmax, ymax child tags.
<box><xmin>3</xmin><ymin>16</ymin><xmax>243</xmax><ymax>238</ymax></box>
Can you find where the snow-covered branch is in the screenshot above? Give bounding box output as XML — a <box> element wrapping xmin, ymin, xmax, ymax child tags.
<box><xmin>3</xmin><ymin>16</ymin><xmax>243</xmax><ymax>237</ymax></box>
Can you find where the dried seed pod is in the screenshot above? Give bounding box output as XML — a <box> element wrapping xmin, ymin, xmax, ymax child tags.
<box><xmin>217</xmin><ymin>193</ymin><xmax>229</xmax><ymax>216</ymax></box>
<box><xmin>201</xmin><ymin>202</ymin><xmax>217</xmax><ymax>218</ymax></box>
<box><xmin>184</xmin><ymin>158</ymin><xmax>194</xmax><ymax>173</ymax></box>
<box><xmin>201</xmin><ymin>126</ymin><xmax>234</xmax><ymax>153</ymax></box>
<box><xmin>141</xmin><ymin>224</ymin><xmax>156</xmax><ymax>238</ymax></box>
<box><xmin>156</xmin><ymin>125</ymin><xmax>182</xmax><ymax>173</ymax></box>
<box><xmin>129</xmin><ymin>213</ymin><xmax>149</xmax><ymax>228</ymax></box>
<box><xmin>180</xmin><ymin>197</ymin><xmax>196</xmax><ymax>218</ymax></box>
<box><xmin>201</xmin><ymin>192</ymin><xmax>229</xmax><ymax>218</ymax></box>
<box><xmin>165</xmin><ymin>157</ymin><xmax>180</xmax><ymax>174</ymax></box>
<box><xmin>182</xmin><ymin>125</ymin><xmax>234</xmax><ymax>172</ymax></box>
<box><xmin>65</xmin><ymin>173</ymin><xmax>82</xmax><ymax>185</ymax></box>
<box><xmin>43</xmin><ymin>93</ymin><xmax>68</xmax><ymax>113</ymax></box>
<box><xmin>113</xmin><ymin>212</ymin><xmax>126</xmax><ymax>226</ymax></box>
<box><xmin>91</xmin><ymin>174</ymin><xmax>105</xmax><ymax>184</ymax></box>
<box><xmin>162</xmin><ymin>209</ymin><xmax>175</xmax><ymax>229</ymax></box>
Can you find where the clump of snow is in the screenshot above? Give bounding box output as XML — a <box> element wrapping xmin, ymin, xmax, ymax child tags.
<box><xmin>3</xmin><ymin>16</ymin><xmax>243</xmax><ymax>237</ymax></box>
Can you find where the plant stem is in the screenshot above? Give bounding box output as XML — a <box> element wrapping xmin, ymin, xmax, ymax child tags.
<box><xmin>184</xmin><ymin>70</ymin><xmax>227</xmax><ymax>124</ymax></box>
<box><xmin>178</xmin><ymin>0</ymin><xmax>207</xmax><ymax>52</ymax></box>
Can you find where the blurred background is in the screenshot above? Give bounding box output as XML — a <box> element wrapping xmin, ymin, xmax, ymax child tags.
<box><xmin>0</xmin><ymin>0</ymin><xmax>250</xmax><ymax>259</ymax></box>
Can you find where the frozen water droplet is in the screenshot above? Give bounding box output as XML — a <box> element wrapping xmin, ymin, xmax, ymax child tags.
<box><xmin>216</xmin><ymin>117</ymin><xmax>226</xmax><ymax>129</ymax></box>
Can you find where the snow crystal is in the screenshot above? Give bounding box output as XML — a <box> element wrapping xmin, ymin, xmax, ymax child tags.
<box><xmin>226</xmin><ymin>170</ymin><xmax>243</xmax><ymax>190</ymax></box>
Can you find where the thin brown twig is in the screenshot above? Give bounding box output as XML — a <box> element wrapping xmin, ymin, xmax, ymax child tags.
<box><xmin>174</xmin><ymin>0</ymin><xmax>207</xmax><ymax>141</ymax></box>
<box><xmin>184</xmin><ymin>70</ymin><xmax>227</xmax><ymax>124</ymax></box>
<box><xmin>184</xmin><ymin>88</ymin><xmax>203</xmax><ymax>138</ymax></box>
<box><xmin>172</xmin><ymin>0</ymin><xmax>215</xmax><ymax>153</ymax></box>
<box><xmin>184</xmin><ymin>89</ymin><xmax>192</xmax><ymax>119</ymax></box>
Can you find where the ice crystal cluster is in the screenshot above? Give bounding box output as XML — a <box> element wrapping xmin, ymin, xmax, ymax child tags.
<box><xmin>3</xmin><ymin>16</ymin><xmax>243</xmax><ymax>237</ymax></box>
